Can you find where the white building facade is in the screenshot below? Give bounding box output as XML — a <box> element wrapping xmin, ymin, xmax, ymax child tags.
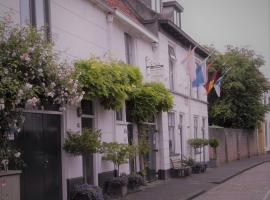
<box><xmin>0</xmin><ymin>0</ymin><xmax>209</xmax><ymax>199</ymax></box>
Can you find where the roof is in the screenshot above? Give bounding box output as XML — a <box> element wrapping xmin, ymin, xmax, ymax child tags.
<box><xmin>159</xmin><ymin>19</ymin><xmax>209</xmax><ymax>58</ymax></box>
<box><xmin>104</xmin><ymin>0</ymin><xmax>140</xmax><ymax>23</ymax></box>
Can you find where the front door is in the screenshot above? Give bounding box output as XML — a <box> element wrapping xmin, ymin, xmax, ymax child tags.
<box><xmin>143</xmin><ymin>125</ymin><xmax>157</xmax><ymax>182</ymax></box>
<box><xmin>16</xmin><ymin>113</ymin><xmax>62</xmax><ymax>200</ymax></box>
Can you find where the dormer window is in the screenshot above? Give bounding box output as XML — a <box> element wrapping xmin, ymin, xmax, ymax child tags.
<box><xmin>162</xmin><ymin>1</ymin><xmax>184</xmax><ymax>28</ymax></box>
<box><xmin>151</xmin><ymin>0</ymin><xmax>162</xmax><ymax>13</ymax></box>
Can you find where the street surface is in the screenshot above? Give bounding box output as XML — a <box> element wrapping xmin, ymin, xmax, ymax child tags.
<box><xmin>195</xmin><ymin>162</ymin><xmax>270</xmax><ymax>200</ymax></box>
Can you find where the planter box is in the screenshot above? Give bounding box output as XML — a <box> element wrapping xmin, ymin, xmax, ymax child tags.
<box><xmin>191</xmin><ymin>165</ymin><xmax>201</xmax><ymax>174</ymax></box>
<box><xmin>108</xmin><ymin>185</ymin><xmax>127</xmax><ymax>197</ymax></box>
<box><xmin>0</xmin><ymin>170</ymin><xmax>21</xmax><ymax>200</ymax></box>
<box><xmin>128</xmin><ymin>185</ymin><xmax>142</xmax><ymax>194</ymax></box>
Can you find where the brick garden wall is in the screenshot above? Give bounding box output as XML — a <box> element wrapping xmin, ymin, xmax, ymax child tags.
<box><xmin>209</xmin><ymin>128</ymin><xmax>260</xmax><ymax>165</ymax></box>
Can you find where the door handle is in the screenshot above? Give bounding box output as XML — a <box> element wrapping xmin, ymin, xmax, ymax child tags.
<box><xmin>43</xmin><ymin>160</ymin><xmax>49</xmax><ymax>168</ymax></box>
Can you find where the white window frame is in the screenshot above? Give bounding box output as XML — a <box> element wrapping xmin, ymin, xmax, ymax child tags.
<box><xmin>173</xmin><ymin>9</ymin><xmax>181</xmax><ymax>27</ymax></box>
<box><xmin>124</xmin><ymin>32</ymin><xmax>134</xmax><ymax>65</ymax></box>
<box><xmin>193</xmin><ymin>116</ymin><xmax>198</xmax><ymax>139</ymax></box>
<box><xmin>168</xmin><ymin>112</ymin><xmax>176</xmax><ymax>155</ymax></box>
<box><xmin>151</xmin><ymin>0</ymin><xmax>162</xmax><ymax>13</ymax></box>
<box><xmin>168</xmin><ymin>45</ymin><xmax>176</xmax><ymax>91</ymax></box>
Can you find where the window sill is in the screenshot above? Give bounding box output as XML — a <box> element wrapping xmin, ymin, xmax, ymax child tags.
<box><xmin>170</xmin><ymin>153</ymin><xmax>180</xmax><ymax>157</ymax></box>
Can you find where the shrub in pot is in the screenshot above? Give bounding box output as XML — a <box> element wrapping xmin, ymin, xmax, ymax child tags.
<box><xmin>72</xmin><ymin>184</ymin><xmax>104</xmax><ymax>200</ymax></box>
<box><xmin>128</xmin><ymin>174</ymin><xmax>144</xmax><ymax>192</ymax></box>
<box><xmin>105</xmin><ymin>174</ymin><xmax>128</xmax><ymax>197</ymax></box>
<box><xmin>102</xmin><ymin>142</ymin><xmax>138</xmax><ymax>177</ymax></box>
<box><xmin>208</xmin><ymin>138</ymin><xmax>219</xmax><ymax>167</ymax></box>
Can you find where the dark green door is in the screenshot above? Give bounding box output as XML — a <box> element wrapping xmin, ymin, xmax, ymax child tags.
<box><xmin>17</xmin><ymin>113</ymin><xmax>62</xmax><ymax>200</ymax></box>
<box><xmin>143</xmin><ymin>125</ymin><xmax>157</xmax><ymax>182</ymax></box>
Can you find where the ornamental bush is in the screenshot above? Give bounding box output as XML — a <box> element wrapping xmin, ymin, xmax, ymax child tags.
<box><xmin>63</xmin><ymin>129</ymin><xmax>102</xmax><ymax>155</ymax></box>
<box><xmin>102</xmin><ymin>142</ymin><xmax>138</xmax><ymax>176</ymax></box>
<box><xmin>208</xmin><ymin>138</ymin><xmax>219</xmax><ymax>148</ymax></box>
<box><xmin>188</xmin><ymin>138</ymin><xmax>206</xmax><ymax>149</ymax></box>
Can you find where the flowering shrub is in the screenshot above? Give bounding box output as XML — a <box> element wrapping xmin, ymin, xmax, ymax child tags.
<box><xmin>0</xmin><ymin>17</ymin><xmax>83</xmax><ymax>169</ymax></box>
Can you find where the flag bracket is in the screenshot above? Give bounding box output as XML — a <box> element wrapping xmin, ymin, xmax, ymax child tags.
<box><xmin>146</xmin><ymin>64</ymin><xmax>164</xmax><ymax>69</ymax></box>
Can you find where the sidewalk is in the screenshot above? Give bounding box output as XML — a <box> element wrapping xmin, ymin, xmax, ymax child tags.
<box><xmin>125</xmin><ymin>154</ymin><xmax>270</xmax><ymax>200</ymax></box>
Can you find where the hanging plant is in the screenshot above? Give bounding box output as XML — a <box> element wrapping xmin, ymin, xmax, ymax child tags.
<box><xmin>128</xmin><ymin>82</ymin><xmax>174</xmax><ymax>122</ymax></box>
<box><xmin>75</xmin><ymin>58</ymin><xmax>142</xmax><ymax>110</ymax></box>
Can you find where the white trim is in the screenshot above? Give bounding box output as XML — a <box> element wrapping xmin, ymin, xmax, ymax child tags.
<box><xmin>115</xmin><ymin>10</ymin><xmax>158</xmax><ymax>43</ymax></box>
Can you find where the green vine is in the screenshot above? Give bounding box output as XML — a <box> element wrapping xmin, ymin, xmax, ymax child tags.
<box><xmin>128</xmin><ymin>82</ymin><xmax>173</xmax><ymax>122</ymax></box>
<box><xmin>75</xmin><ymin>58</ymin><xmax>142</xmax><ymax>110</ymax></box>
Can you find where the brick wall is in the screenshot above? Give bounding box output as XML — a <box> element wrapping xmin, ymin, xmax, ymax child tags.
<box><xmin>209</xmin><ymin>128</ymin><xmax>260</xmax><ymax>165</ymax></box>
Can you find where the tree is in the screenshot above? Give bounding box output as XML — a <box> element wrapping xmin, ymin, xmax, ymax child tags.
<box><xmin>207</xmin><ymin>46</ymin><xmax>270</xmax><ymax>129</ymax></box>
<box><xmin>102</xmin><ymin>142</ymin><xmax>138</xmax><ymax>177</ymax></box>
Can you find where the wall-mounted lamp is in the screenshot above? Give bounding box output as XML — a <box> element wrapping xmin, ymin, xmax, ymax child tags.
<box><xmin>152</xmin><ymin>42</ymin><xmax>159</xmax><ymax>50</ymax></box>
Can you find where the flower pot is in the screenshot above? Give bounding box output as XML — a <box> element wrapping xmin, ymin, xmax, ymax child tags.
<box><xmin>191</xmin><ymin>165</ymin><xmax>201</xmax><ymax>174</ymax></box>
<box><xmin>108</xmin><ymin>185</ymin><xmax>127</xmax><ymax>197</ymax></box>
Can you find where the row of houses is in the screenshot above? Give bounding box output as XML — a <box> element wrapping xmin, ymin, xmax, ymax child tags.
<box><xmin>0</xmin><ymin>0</ymin><xmax>210</xmax><ymax>199</ymax></box>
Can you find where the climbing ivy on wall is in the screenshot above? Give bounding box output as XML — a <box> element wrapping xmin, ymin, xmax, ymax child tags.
<box><xmin>75</xmin><ymin>58</ymin><xmax>174</xmax><ymax>118</ymax></box>
<box><xmin>127</xmin><ymin>82</ymin><xmax>174</xmax><ymax>122</ymax></box>
<box><xmin>75</xmin><ymin>58</ymin><xmax>142</xmax><ymax>110</ymax></box>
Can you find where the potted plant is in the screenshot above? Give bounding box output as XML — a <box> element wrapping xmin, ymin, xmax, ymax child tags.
<box><xmin>208</xmin><ymin>138</ymin><xmax>219</xmax><ymax>168</ymax></box>
<box><xmin>102</xmin><ymin>142</ymin><xmax>137</xmax><ymax>197</ymax></box>
<box><xmin>200</xmin><ymin>139</ymin><xmax>209</xmax><ymax>172</ymax></box>
<box><xmin>127</xmin><ymin>173</ymin><xmax>144</xmax><ymax>192</ymax></box>
<box><xmin>72</xmin><ymin>184</ymin><xmax>104</xmax><ymax>200</ymax></box>
<box><xmin>105</xmin><ymin>174</ymin><xmax>128</xmax><ymax>197</ymax></box>
<box><xmin>63</xmin><ymin>128</ymin><xmax>103</xmax><ymax>183</ymax></box>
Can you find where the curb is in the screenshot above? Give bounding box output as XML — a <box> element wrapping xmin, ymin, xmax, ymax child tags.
<box><xmin>209</xmin><ymin>160</ymin><xmax>270</xmax><ymax>184</ymax></box>
<box><xmin>183</xmin><ymin>189</ymin><xmax>206</xmax><ymax>200</ymax></box>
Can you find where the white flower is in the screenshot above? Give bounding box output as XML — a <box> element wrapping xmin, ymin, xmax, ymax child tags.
<box><xmin>20</xmin><ymin>53</ymin><xmax>30</xmax><ymax>61</ymax></box>
<box><xmin>11</xmin><ymin>52</ymin><xmax>16</xmax><ymax>57</ymax></box>
<box><xmin>27</xmin><ymin>97</ymin><xmax>39</xmax><ymax>106</ymax></box>
<box><xmin>51</xmin><ymin>82</ymin><xmax>56</xmax><ymax>88</ymax></box>
<box><xmin>18</xmin><ymin>89</ymin><xmax>24</xmax><ymax>97</ymax></box>
<box><xmin>47</xmin><ymin>92</ymin><xmax>54</xmax><ymax>97</ymax></box>
<box><xmin>14</xmin><ymin>152</ymin><xmax>21</xmax><ymax>158</ymax></box>
<box><xmin>25</xmin><ymin>83</ymin><xmax>33</xmax><ymax>90</ymax></box>
<box><xmin>38</xmin><ymin>68</ymin><xmax>43</xmax><ymax>73</ymax></box>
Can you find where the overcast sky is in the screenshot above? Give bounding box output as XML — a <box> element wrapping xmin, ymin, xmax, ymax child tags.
<box><xmin>177</xmin><ymin>0</ymin><xmax>270</xmax><ymax>78</ymax></box>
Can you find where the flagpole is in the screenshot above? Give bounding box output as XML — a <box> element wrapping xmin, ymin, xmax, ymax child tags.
<box><xmin>189</xmin><ymin>76</ymin><xmax>193</xmax><ymax>158</ymax></box>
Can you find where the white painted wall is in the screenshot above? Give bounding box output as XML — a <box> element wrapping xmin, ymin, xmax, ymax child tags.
<box><xmin>0</xmin><ymin>0</ymin><xmax>210</xmax><ymax>193</ymax></box>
